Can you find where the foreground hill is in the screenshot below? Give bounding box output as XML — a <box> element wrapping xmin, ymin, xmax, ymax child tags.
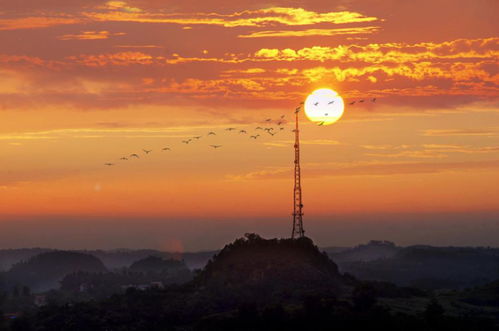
<box><xmin>3</xmin><ymin>251</ymin><xmax>107</xmax><ymax>292</ymax></box>
<box><xmin>194</xmin><ymin>234</ymin><xmax>350</xmax><ymax>303</ymax></box>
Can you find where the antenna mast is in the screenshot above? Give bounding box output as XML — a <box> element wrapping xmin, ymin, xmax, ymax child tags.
<box><xmin>292</xmin><ymin>106</ymin><xmax>304</xmax><ymax>238</ymax></box>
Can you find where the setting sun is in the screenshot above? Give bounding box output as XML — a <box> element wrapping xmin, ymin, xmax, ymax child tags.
<box><xmin>304</xmin><ymin>88</ymin><xmax>345</xmax><ymax>125</ymax></box>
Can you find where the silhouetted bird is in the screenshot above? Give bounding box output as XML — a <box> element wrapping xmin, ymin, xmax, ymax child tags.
<box><xmin>279</xmin><ymin>127</ymin><xmax>284</xmax><ymax>131</ymax></box>
<box><xmin>182</xmin><ymin>140</ymin><xmax>190</xmax><ymax>144</ymax></box>
<box><xmin>120</xmin><ymin>157</ymin><xmax>128</xmax><ymax>160</ymax></box>
<box><xmin>265</xmin><ymin>118</ymin><xmax>272</xmax><ymax>122</ymax></box>
<box><xmin>372</xmin><ymin>98</ymin><xmax>376</xmax><ymax>102</ymax></box>
<box><xmin>143</xmin><ymin>149</ymin><xmax>152</xmax><ymax>154</ymax></box>
<box><xmin>210</xmin><ymin>145</ymin><xmax>222</xmax><ymax>149</ymax></box>
<box><xmin>193</xmin><ymin>136</ymin><xmax>202</xmax><ymax>139</ymax></box>
<box><xmin>255</xmin><ymin>127</ymin><xmax>263</xmax><ymax>130</ymax></box>
<box><xmin>280</xmin><ymin>115</ymin><xmax>285</xmax><ymax>119</ymax></box>
<box><xmin>277</xmin><ymin>121</ymin><xmax>283</xmax><ymax>125</ymax></box>
<box><xmin>318</xmin><ymin>122</ymin><xmax>325</xmax><ymax>126</ymax></box>
<box><xmin>328</xmin><ymin>101</ymin><xmax>334</xmax><ymax>104</ymax></box>
<box><xmin>130</xmin><ymin>154</ymin><xmax>140</xmax><ymax>158</ymax></box>
<box><xmin>162</xmin><ymin>147</ymin><xmax>171</xmax><ymax>151</ymax></box>
<box><xmin>268</xmin><ymin>132</ymin><xmax>275</xmax><ymax>136</ymax></box>
<box><xmin>250</xmin><ymin>135</ymin><xmax>259</xmax><ymax>139</ymax></box>
<box><xmin>314</xmin><ymin>102</ymin><xmax>319</xmax><ymax>106</ymax></box>
<box><xmin>359</xmin><ymin>99</ymin><xmax>365</xmax><ymax>103</ymax></box>
<box><xmin>207</xmin><ymin>131</ymin><xmax>216</xmax><ymax>135</ymax></box>
<box><xmin>295</xmin><ymin>107</ymin><xmax>301</xmax><ymax>113</ymax></box>
<box><xmin>104</xmin><ymin>163</ymin><xmax>114</xmax><ymax>166</ymax></box>
<box><xmin>226</xmin><ymin>128</ymin><xmax>236</xmax><ymax>131</ymax></box>
<box><xmin>239</xmin><ymin>130</ymin><xmax>247</xmax><ymax>134</ymax></box>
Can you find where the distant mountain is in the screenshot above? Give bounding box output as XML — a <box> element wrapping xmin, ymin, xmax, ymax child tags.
<box><xmin>0</xmin><ymin>248</ymin><xmax>53</xmax><ymax>271</ymax></box>
<box><xmin>4</xmin><ymin>251</ymin><xmax>107</xmax><ymax>292</ymax></box>
<box><xmin>337</xmin><ymin>245</ymin><xmax>499</xmax><ymax>289</ymax></box>
<box><xmin>328</xmin><ymin>240</ymin><xmax>400</xmax><ymax>263</ymax></box>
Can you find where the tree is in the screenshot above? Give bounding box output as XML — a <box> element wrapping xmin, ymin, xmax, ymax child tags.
<box><xmin>424</xmin><ymin>297</ymin><xmax>444</xmax><ymax>326</ymax></box>
<box><xmin>352</xmin><ymin>283</ymin><xmax>377</xmax><ymax>312</ymax></box>
<box><xmin>22</xmin><ymin>286</ymin><xmax>30</xmax><ymax>297</ymax></box>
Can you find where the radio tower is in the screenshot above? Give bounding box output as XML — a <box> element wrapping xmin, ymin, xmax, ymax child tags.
<box><xmin>291</xmin><ymin>106</ymin><xmax>304</xmax><ymax>238</ymax></box>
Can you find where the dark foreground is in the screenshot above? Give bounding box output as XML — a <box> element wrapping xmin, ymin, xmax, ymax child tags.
<box><xmin>1</xmin><ymin>235</ymin><xmax>499</xmax><ymax>330</ymax></box>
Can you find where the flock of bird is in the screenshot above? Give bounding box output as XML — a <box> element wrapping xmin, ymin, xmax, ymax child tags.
<box><xmin>103</xmin><ymin>98</ymin><xmax>377</xmax><ymax>166</ymax></box>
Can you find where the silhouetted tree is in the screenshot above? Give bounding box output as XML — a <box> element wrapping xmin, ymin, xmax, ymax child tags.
<box><xmin>424</xmin><ymin>297</ymin><xmax>445</xmax><ymax>327</ymax></box>
<box><xmin>353</xmin><ymin>283</ymin><xmax>377</xmax><ymax>311</ymax></box>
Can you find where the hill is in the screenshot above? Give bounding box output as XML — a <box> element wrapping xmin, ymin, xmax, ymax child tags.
<box><xmin>337</xmin><ymin>245</ymin><xmax>499</xmax><ymax>289</ymax></box>
<box><xmin>193</xmin><ymin>234</ymin><xmax>351</xmax><ymax>304</ymax></box>
<box><xmin>3</xmin><ymin>251</ymin><xmax>107</xmax><ymax>292</ymax></box>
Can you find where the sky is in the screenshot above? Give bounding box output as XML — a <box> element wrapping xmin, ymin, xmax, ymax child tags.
<box><xmin>0</xmin><ymin>0</ymin><xmax>498</xmax><ymax>251</ymax></box>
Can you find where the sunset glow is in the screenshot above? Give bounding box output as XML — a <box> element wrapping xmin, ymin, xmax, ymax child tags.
<box><xmin>0</xmin><ymin>0</ymin><xmax>498</xmax><ymax>250</ymax></box>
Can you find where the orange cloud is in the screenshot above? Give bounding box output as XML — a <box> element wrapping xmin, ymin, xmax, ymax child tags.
<box><xmin>68</xmin><ymin>52</ymin><xmax>156</xmax><ymax>66</ymax></box>
<box><xmin>0</xmin><ymin>16</ymin><xmax>81</xmax><ymax>31</ymax></box>
<box><xmin>423</xmin><ymin>129</ymin><xmax>499</xmax><ymax>137</ymax></box>
<box><xmin>86</xmin><ymin>7</ymin><xmax>379</xmax><ymax>28</ymax></box>
<box><xmin>253</xmin><ymin>38</ymin><xmax>499</xmax><ymax>62</ymax></box>
<box><xmin>58</xmin><ymin>30</ymin><xmax>126</xmax><ymax>40</ymax></box>
<box><xmin>228</xmin><ymin>159</ymin><xmax>499</xmax><ymax>180</ymax></box>
<box><xmin>238</xmin><ymin>26</ymin><xmax>380</xmax><ymax>38</ymax></box>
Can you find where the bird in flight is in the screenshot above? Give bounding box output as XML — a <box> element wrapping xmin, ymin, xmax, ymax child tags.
<box><xmin>255</xmin><ymin>127</ymin><xmax>263</xmax><ymax>130</ymax></box>
<box><xmin>280</xmin><ymin>115</ymin><xmax>285</xmax><ymax>119</ymax></box>
<box><xmin>317</xmin><ymin>122</ymin><xmax>325</xmax><ymax>126</ymax></box>
<box><xmin>239</xmin><ymin>130</ymin><xmax>247</xmax><ymax>134</ymax></box>
<box><xmin>250</xmin><ymin>134</ymin><xmax>260</xmax><ymax>139</ymax></box>
<box><xmin>162</xmin><ymin>147</ymin><xmax>171</xmax><ymax>151</ymax></box>
<box><xmin>277</xmin><ymin>121</ymin><xmax>283</xmax><ymax>125</ymax></box>
<box><xmin>210</xmin><ymin>145</ymin><xmax>222</xmax><ymax>149</ymax></box>
<box><xmin>226</xmin><ymin>128</ymin><xmax>236</xmax><ymax>131</ymax></box>
<box><xmin>182</xmin><ymin>140</ymin><xmax>190</xmax><ymax>144</ymax></box>
<box><xmin>349</xmin><ymin>101</ymin><xmax>356</xmax><ymax>105</ymax></box>
<box><xmin>268</xmin><ymin>131</ymin><xmax>276</xmax><ymax>136</ymax></box>
<box><xmin>193</xmin><ymin>136</ymin><xmax>202</xmax><ymax>140</ymax></box>
<box><xmin>359</xmin><ymin>99</ymin><xmax>365</xmax><ymax>103</ymax></box>
<box><xmin>314</xmin><ymin>102</ymin><xmax>319</xmax><ymax>106</ymax></box>
<box><xmin>279</xmin><ymin>127</ymin><xmax>284</xmax><ymax>131</ymax></box>
<box><xmin>328</xmin><ymin>100</ymin><xmax>335</xmax><ymax>104</ymax></box>
<box><xmin>295</xmin><ymin>107</ymin><xmax>301</xmax><ymax>113</ymax></box>
<box><xmin>207</xmin><ymin>131</ymin><xmax>216</xmax><ymax>135</ymax></box>
<box><xmin>130</xmin><ymin>154</ymin><xmax>140</xmax><ymax>158</ymax></box>
<box><xmin>119</xmin><ymin>157</ymin><xmax>128</xmax><ymax>161</ymax></box>
<box><xmin>104</xmin><ymin>163</ymin><xmax>114</xmax><ymax>166</ymax></box>
<box><xmin>372</xmin><ymin>98</ymin><xmax>376</xmax><ymax>102</ymax></box>
<box><xmin>143</xmin><ymin>149</ymin><xmax>152</xmax><ymax>154</ymax></box>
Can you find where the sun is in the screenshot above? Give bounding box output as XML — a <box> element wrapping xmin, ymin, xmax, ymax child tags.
<box><xmin>304</xmin><ymin>88</ymin><xmax>345</xmax><ymax>125</ymax></box>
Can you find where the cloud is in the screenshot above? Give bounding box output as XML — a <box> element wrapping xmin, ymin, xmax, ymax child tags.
<box><xmin>238</xmin><ymin>26</ymin><xmax>380</xmax><ymax>38</ymax></box>
<box><xmin>58</xmin><ymin>30</ymin><xmax>126</xmax><ymax>40</ymax></box>
<box><xmin>264</xmin><ymin>139</ymin><xmax>340</xmax><ymax>147</ymax></box>
<box><xmin>228</xmin><ymin>159</ymin><xmax>499</xmax><ymax>180</ymax></box>
<box><xmin>0</xmin><ymin>16</ymin><xmax>82</xmax><ymax>31</ymax></box>
<box><xmin>253</xmin><ymin>38</ymin><xmax>498</xmax><ymax>62</ymax></box>
<box><xmin>86</xmin><ymin>7</ymin><xmax>379</xmax><ymax>28</ymax></box>
<box><xmin>423</xmin><ymin>129</ymin><xmax>499</xmax><ymax>137</ymax></box>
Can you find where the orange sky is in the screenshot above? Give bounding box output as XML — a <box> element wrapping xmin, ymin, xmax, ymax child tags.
<box><xmin>0</xmin><ymin>0</ymin><xmax>498</xmax><ymax>249</ymax></box>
